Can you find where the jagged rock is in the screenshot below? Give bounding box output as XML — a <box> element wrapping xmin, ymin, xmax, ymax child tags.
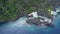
<box><xmin>26</xmin><ymin>19</ymin><xmax>37</xmax><ymax>24</ymax></box>
<box><xmin>46</xmin><ymin>23</ymin><xmax>55</xmax><ymax>27</ymax></box>
<box><xmin>26</xmin><ymin>17</ymin><xmax>42</xmax><ymax>26</ymax></box>
<box><xmin>37</xmin><ymin>9</ymin><xmax>53</xmax><ymax>19</ymax></box>
<box><xmin>27</xmin><ymin>15</ymin><xmax>33</xmax><ymax>18</ymax></box>
<box><xmin>26</xmin><ymin>16</ymin><xmax>54</xmax><ymax>28</ymax></box>
<box><xmin>57</xmin><ymin>12</ymin><xmax>60</xmax><ymax>15</ymax></box>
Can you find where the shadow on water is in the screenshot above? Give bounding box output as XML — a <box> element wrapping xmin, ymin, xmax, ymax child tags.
<box><xmin>0</xmin><ymin>21</ymin><xmax>8</xmax><ymax>26</ymax></box>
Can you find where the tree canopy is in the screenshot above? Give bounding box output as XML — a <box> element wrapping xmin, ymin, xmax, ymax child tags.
<box><xmin>0</xmin><ymin>0</ymin><xmax>60</xmax><ymax>22</ymax></box>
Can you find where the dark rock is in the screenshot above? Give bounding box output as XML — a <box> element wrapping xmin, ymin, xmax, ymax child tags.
<box><xmin>51</xmin><ymin>6</ymin><xmax>56</xmax><ymax>11</ymax></box>
<box><xmin>26</xmin><ymin>19</ymin><xmax>37</xmax><ymax>24</ymax></box>
<box><xmin>57</xmin><ymin>12</ymin><xmax>60</xmax><ymax>15</ymax></box>
<box><xmin>26</xmin><ymin>17</ymin><xmax>43</xmax><ymax>26</ymax></box>
<box><xmin>46</xmin><ymin>23</ymin><xmax>55</xmax><ymax>27</ymax></box>
<box><xmin>27</xmin><ymin>15</ymin><xmax>33</xmax><ymax>18</ymax></box>
<box><xmin>26</xmin><ymin>17</ymin><xmax>54</xmax><ymax>28</ymax></box>
<box><xmin>34</xmin><ymin>17</ymin><xmax>42</xmax><ymax>26</ymax></box>
<box><xmin>37</xmin><ymin>9</ymin><xmax>53</xmax><ymax>19</ymax></box>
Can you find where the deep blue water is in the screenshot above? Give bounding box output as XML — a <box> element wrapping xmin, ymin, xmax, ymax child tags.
<box><xmin>0</xmin><ymin>15</ymin><xmax>60</xmax><ymax>34</ymax></box>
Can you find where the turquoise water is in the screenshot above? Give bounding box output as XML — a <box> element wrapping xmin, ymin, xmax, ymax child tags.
<box><xmin>0</xmin><ymin>11</ymin><xmax>60</xmax><ymax>34</ymax></box>
<box><xmin>17</xmin><ymin>17</ymin><xmax>51</xmax><ymax>32</ymax></box>
<box><xmin>0</xmin><ymin>15</ymin><xmax>60</xmax><ymax>34</ymax></box>
<box><xmin>15</xmin><ymin>16</ymin><xmax>56</xmax><ymax>31</ymax></box>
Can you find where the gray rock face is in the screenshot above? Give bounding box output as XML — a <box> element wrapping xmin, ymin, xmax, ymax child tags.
<box><xmin>27</xmin><ymin>15</ymin><xmax>33</xmax><ymax>18</ymax></box>
<box><xmin>37</xmin><ymin>9</ymin><xmax>53</xmax><ymax>19</ymax></box>
<box><xmin>26</xmin><ymin>17</ymin><xmax>42</xmax><ymax>26</ymax></box>
<box><xmin>46</xmin><ymin>23</ymin><xmax>54</xmax><ymax>27</ymax></box>
<box><xmin>26</xmin><ymin>19</ymin><xmax>37</xmax><ymax>24</ymax></box>
<box><xmin>57</xmin><ymin>12</ymin><xmax>60</xmax><ymax>15</ymax></box>
<box><xmin>26</xmin><ymin>17</ymin><xmax>54</xmax><ymax>28</ymax></box>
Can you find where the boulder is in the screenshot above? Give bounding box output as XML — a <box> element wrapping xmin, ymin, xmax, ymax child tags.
<box><xmin>27</xmin><ymin>14</ymin><xmax>33</xmax><ymax>18</ymax></box>
<box><xmin>26</xmin><ymin>19</ymin><xmax>37</xmax><ymax>24</ymax></box>
<box><xmin>26</xmin><ymin>17</ymin><xmax>43</xmax><ymax>26</ymax></box>
<box><xmin>46</xmin><ymin>23</ymin><xmax>55</xmax><ymax>27</ymax></box>
<box><xmin>57</xmin><ymin>12</ymin><xmax>60</xmax><ymax>15</ymax></box>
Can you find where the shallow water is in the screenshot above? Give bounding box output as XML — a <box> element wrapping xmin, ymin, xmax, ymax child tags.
<box><xmin>0</xmin><ymin>15</ymin><xmax>60</xmax><ymax>34</ymax></box>
<box><xmin>0</xmin><ymin>12</ymin><xmax>60</xmax><ymax>34</ymax></box>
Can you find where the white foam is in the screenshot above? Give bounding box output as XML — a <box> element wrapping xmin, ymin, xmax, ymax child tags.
<box><xmin>28</xmin><ymin>12</ymin><xmax>38</xmax><ymax>18</ymax></box>
<box><xmin>40</xmin><ymin>19</ymin><xmax>44</xmax><ymax>22</ymax></box>
<box><xmin>51</xmin><ymin>11</ymin><xmax>57</xmax><ymax>16</ymax></box>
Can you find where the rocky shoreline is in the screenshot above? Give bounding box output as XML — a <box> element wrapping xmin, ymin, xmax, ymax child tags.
<box><xmin>26</xmin><ymin>9</ymin><xmax>55</xmax><ymax>28</ymax></box>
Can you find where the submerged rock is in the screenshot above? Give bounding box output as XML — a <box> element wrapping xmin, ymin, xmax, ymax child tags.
<box><xmin>26</xmin><ymin>17</ymin><xmax>54</xmax><ymax>28</ymax></box>
<box><xmin>57</xmin><ymin>12</ymin><xmax>60</xmax><ymax>15</ymax></box>
<box><xmin>26</xmin><ymin>18</ymin><xmax>41</xmax><ymax>26</ymax></box>
<box><xmin>26</xmin><ymin>19</ymin><xmax>37</xmax><ymax>24</ymax></box>
<box><xmin>26</xmin><ymin>10</ymin><xmax>55</xmax><ymax>28</ymax></box>
<box><xmin>46</xmin><ymin>23</ymin><xmax>55</xmax><ymax>27</ymax></box>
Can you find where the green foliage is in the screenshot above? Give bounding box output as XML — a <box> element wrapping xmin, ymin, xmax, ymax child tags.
<box><xmin>0</xmin><ymin>0</ymin><xmax>59</xmax><ymax>22</ymax></box>
<box><xmin>0</xmin><ymin>0</ymin><xmax>18</xmax><ymax>22</ymax></box>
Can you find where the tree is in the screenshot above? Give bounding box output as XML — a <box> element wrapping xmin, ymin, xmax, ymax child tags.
<box><xmin>0</xmin><ymin>0</ymin><xmax>60</xmax><ymax>23</ymax></box>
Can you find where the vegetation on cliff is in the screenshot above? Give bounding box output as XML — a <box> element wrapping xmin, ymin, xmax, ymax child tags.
<box><xmin>0</xmin><ymin>0</ymin><xmax>60</xmax><ymax>22</ymax></box>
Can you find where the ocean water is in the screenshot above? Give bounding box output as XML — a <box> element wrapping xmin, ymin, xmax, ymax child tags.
<box><xmin>32</xmin><ymin>15</ymin><xmax>60</xmax><ymax>34</ymax></box>
<box><xmin>16</xmin><ymin>15</ymin><xmax>60</xmax><ymax>34</ymax></box>
<box><xmin>0</xmin><ymin>10</ymin><xmax>60</xmax><ymax>34</ymax></box>
<box><xmin>0</xmin><ymin>15</ymin><xmax>60</xmax><ymax>34</ymax></box>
